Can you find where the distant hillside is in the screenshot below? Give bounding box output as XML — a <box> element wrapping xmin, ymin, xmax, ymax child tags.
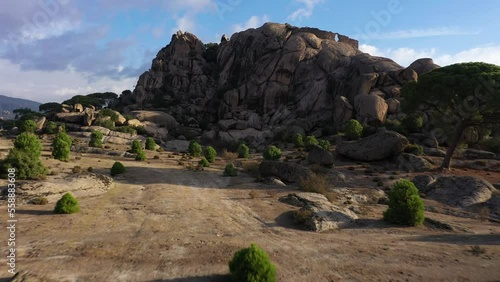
<box><xmin>0</xmin><ymin>94</ymin><xmax>41</xmax><ymax>120</ymax></box>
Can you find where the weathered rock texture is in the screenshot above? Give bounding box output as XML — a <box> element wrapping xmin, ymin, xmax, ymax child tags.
<box><xmin>116</xmin><ymin>22</ymin><xmax>434</xmax><ymax>142</ymax></box>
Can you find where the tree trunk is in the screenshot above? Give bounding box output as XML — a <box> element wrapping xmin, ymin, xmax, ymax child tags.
<box><xmin>441</xmin><ymin>122</ymin><xmax>465</xmax><ymax>170</ymax></box>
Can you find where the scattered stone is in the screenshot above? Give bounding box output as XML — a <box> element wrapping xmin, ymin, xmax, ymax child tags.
<box><xmin>307</xmin><ymin>145</ymin><xmax>335</xmax><ymax>166</ymax></box>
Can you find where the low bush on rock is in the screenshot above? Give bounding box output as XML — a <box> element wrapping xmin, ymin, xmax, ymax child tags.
<box><xmin>115</xmin><ymin>126</ymin><xmax>137</xmax><ymax>134</ymax></box>
<box><xmin>293</xmin><ymin>133</ymin><xmax>304</xmax><ymax>148</ymax></box>
<box><xmin>298</xmin><ymin>173</ymin><xmax>336</xmax><ymax>202</ymax></box>
<box><xmin>54</xmin><ymin>193</ymin><xmax>80</xmax><ymax>214</ymax></box>
<box><xmin>229</xmin><ymin>243</ymin><xmax>276</xmax><ymax>282</ymax></box>
<box><xmin>188</xmin><ymin>140</ymin><xmax>202</xmax><ymax>157</ymax></box>
<box><xmin>383</xmin><ymin>179</ymin><xmax>425</xmax><ymax>226</ymax></box>
<box><xmin>304</xmin><ymin>136</ymin><xmax>318</xmax><ymax>149</ymax></box>
<box><xmin>98</xmin><ymin>109</ymin><xmax>119</xmax><ymax>122</ymax></box>
<box><xmin>263</xmin><ymin>146</ymin><xmax>282</xmax><ymax>161</ymax></box>
<box><xmin>145</xmin><ymin>137</ymin><xmax>156</xmax><ymax>150</ymax></box>
<box><xmin>204</xmin><ymin>146</ymin><xmax>217</xmax><ymax>163</ymax></box>
<box><xmin>344</xmin><ymin>119</ymin><xmax>363</xmax><ymax>140</ymax></box>
<box><xmin>199</xmin><ymin>158</ymin><xmax>210</xmax><ymax>167</ymax></box>
<box><xmin>135</xmin><ymin>150</ymin><xmax>146</xmax><ymax>161</ymax></box>
<box><xmin>45</xmin><ymin>121</ymin><xmax>58</xmax><ymax>134</ymax></box>
<box><xmin>404</xmin><ymin>144</ymin><xmax>424</xmax><ymax>156</ymax></box>
<box><xmin>238</xmin><ymin>143</ymin><xmax>250</xmax><ymax>158</ymax></box>
<box><xmin>224</xmin><ymin>163</ymin><xmax>238</xmax><ymax>177</ymax></box>
<box><xmin>110</xmin><ymin>162</ymin><xmax>126</xmax><ymax>176</ymax></box>
<box><xmin>402</xmin><ymin>114</ymin><xmax>424</xmax><ymax>133</ymax></box>
<box><xmin>318</xmin><ymin>139</ymin><xmax>331</xmax><ymax>150</ymax></box>
<box><xmin>89</xmin><ymin>130</ymin><xmax>104</xmax><ymax>148</ymax></box>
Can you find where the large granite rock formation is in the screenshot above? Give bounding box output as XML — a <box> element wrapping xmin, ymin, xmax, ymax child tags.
<box><xmin>119</xmin><ymin>23</ymin><xmax>436</xmax><ymax>142</ymax></box>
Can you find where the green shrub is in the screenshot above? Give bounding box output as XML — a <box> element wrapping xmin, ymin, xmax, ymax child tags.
<box><xmin>401</xmin><ymin>114</ymin><xmax>424</xmax><ymax>133</ymax></box>
<box><xmin>89</xmin><ymin>130</ymin><xmax>104</xmax><ymax>148</ymax></box>
<box><xmin>124</xmin><ymin>114</ymin><xmax>133</xmax><ymax>121</ymax></box>
<box><xmin>99</xmin><ymin>109</ymin><xmax>119</xmax><ymax>122</ymax></box>
<box><xmin>133</xmin><ymin>126</ymin><xmax>148</xmax><ymax>135</ymax></box>
<box><xmin>223</xmin><ymin>163</ymin><xmax>238</xmax><ymax>177</ymax></box>
<box><xmin>384</xmin><ymin>119</ymin><xmax>406</xmax><ymax>135</ymax></box>
<box><xmin>145</xmin><ymin>137</ymin><xmax>156</xmax><ymax>150</ymax></box>
<box><xmin>199</xmin><ymin>158</ymin><xmax>210</xmax><ymax>167</ymax></box>
<box><xmin>135</xmin><ymin>150</ymin><xmax>146</xmax><ymax>161</ymax></box>
<box><xmin>110</xmin><ymin>162</ymin><xmax>126</xmax><ymax>176</ymax></box>
<box><xmin>52</xmin><ymin>132</ymin><xmax>72</xmax><ymax>161</ymax></box>
<box><xmin>95</xmin><ymin>118</ymin><xmax>115</xmax><ymax>130</ymax></box>
<box><xmin>130</xmin><ymin>140</ymin><xmax>142</xmax><ymax>154</ymax></box>
<box><xmin>404</xmin><ymin>144</ymin><xmax>424</xmax><ymax>156</ymax></box>
<box><xmin>20</xmin><ymin>119</ymin><xmax>37</xmax><ymax>133</ymax></box>
<box><xmin>238</xmin><ymin>143</ymin><xmax>250</xmax><ymax>158</ymax></box>
<box><xmin>263</xmin><ymin>146</ymin><xmax>282</xmax><ymax>161</ymax></box>
<box><xmin>383</xmin><ymin>179</ymin><xmax>425</xmax><ymax>226</ymax></box>
<box><xmin>45</xmin><ymin>121</ymin><xmax>58</xmax><ymax>134</ymax></box>
<box><xmin>479</xmin><ymin>137</ymin><xmax>500</xmax><ymax>154</ymax></box>
<box><xmin>114</xmin><ymin>126</ymin><xmax>137</xmax><ymax>134</ymax></box>
<box><xmin>318</xmin><ymin>139</ymin><xmax>330</xmax><ymax>150</ymax></box>
<box><xmin>204</xmin><ymin>146</ymin><xmax>217</xmax><ymax>163</ymax></box>
<box><xmin>344</xmin><ymin>119</ymin><xmax>363</xmax><ymax>140</ymax></box>
<box><xmin>292</xmin><ymin>133</ymin><xmax>304</xmax><ymax>148</ymax></box>
<box><xmin>2</xmin><ymin>133</ymin><xmax>47</xmax><ymax>179</ymax></box>
<box><xmin>188</xmin><ymin>140</ymin><xmax>202</xmax><ymax>157</ymax></box>
<box><xmin>228</xmin><ymin>243</ymin><xmax>276</xmax><ymax>282</ymax></box>
<box><xmin>54</xmin><ymin>193</ymin><xmax>80</xmax><ymax>214</ymax></box>
<box><xmin>304</xmin><ymin>136</ymin><xmax>318</xmax><ymax>149</ymax></box>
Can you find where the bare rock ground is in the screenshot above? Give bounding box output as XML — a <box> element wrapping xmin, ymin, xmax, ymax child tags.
<box><xmin>0</xmin><ymin>137</ymin><xmax>499</xmax><ymax>281</ymax></box>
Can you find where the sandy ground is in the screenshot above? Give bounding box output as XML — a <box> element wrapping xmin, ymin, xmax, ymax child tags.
<box><xmin>0</xmin><ymin>136</ymin><xmax>499</xmax><ymax>282</ymax></box>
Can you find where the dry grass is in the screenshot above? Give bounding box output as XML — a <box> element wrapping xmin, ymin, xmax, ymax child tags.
<box><xmin>298</xmin><ymin>173</ymin><xmax>337</xmax><ymax>202</ymax></box>
<box><xmin>221</xmin><ymin>149</ymin><xmax>239</xmax><ymax>161</ymax></box>
<box><xmin>248</xmin><ymin>191</ymin><xmax>258</xmax><ymax>199</ymax></box>
<box><xmin>241</xmin><ymin>160</ymin><xmax>261</xmax><ymax>177</ymax></box>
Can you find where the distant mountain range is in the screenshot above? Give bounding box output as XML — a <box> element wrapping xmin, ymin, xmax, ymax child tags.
<box><xmin>0</xmin><ymin>94</ymin><xmax>41</xmax><ymax>120</ymax></box>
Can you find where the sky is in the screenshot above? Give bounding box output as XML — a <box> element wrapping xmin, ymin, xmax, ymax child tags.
<box><xmin>1</xmin><ymin>0</ymin><xmax>499</xmax><ymax>103</ymax></box>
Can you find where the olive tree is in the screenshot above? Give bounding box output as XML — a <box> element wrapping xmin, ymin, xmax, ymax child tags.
<box><xmin>403</xmin><ymin>62</ymin><xmax>500</xmax><ymax>170</ymax></box>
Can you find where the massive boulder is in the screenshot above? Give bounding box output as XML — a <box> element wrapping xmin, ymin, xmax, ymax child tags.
<box><xmin>307</xmin><ymin>145</ymin><xmax>335</xmax><ymax>167</ymax></box>
<box><xmin>336</xmin><ymin>128</ymin><xmax>409</xmax><ymax>161</ymax></box>
<box><xmin>408</xmin><ymin>58</ymin><xmax>440</xmax><ymax>76</ymax></box>
<box><xmin>412</xmin><ymin>175</ymin><xmax>495</xmax><ymax>208</ymax></box>
<box><xmin>121</xmin><ymin>22</ymin><xmax>423</xmax><ymax>142</ymax></box>
<box><xmin>279</xmin><ymin>193</ymin><xmax>358</xmax><ymax>231</ymax></box>
<box><xmin>259</xmin><ymin>161</ymin><xmax>313</xmax><ymax>183</ymax></box>
<box><xmin>354</xmin><ymin>94</ymin><xmax>388</xmax><ymax>125</ymax></box>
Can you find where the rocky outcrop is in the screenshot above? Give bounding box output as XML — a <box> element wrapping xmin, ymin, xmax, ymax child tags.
<box><xmin>279</xmin><ymin>193</ymin><xmax>358</xmax><ymax>231</ymax></box>
<box><xmin>259</xmin><ymin>160</ymin><xmax>313</xmax><ymax>183</ymax></box>
<box><xmin>35</xmin><ymin>116</ymin><xmax>46</xmax><ymax>133</ymax></box>
<box><xmin>412</xmin><ymin>175</ymin><xmax>495</xmax><ymax>208</ymax></box>
<box><xmin>15</xmin><ymin>174</ymin><xmax>114</xmax><ymax>204</ymax></box>
<box><xmin>462</xmin><ymin>149</ymin><xmax>497</xmax><ymax>160</ymax></box>
<box><xmin>336</xmin><ymin>128</ymin><xmax>409</xmax><ymax>161</ymax></box>
<box><xmin>119</xmin><ymin>22</ymin><xmax>427</xmax><ymax>143</ymax></box>
<box><xmin>408</xmin><ymin>58</ymin><xmax>440</xmax><ymax>76</ymax></box>
<box><xmin>396</xmin><ymin>153</ymin><xmax>433</xmax><ymax>172</ymax></box>
<box><xmin>307</xmin><ymin>145</ymin><xmax>335</xmax><ymax>167</ymax></box>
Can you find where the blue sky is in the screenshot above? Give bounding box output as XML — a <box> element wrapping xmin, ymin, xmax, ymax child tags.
<box><xmin>1</xmin><ymin>0</ymin><xmax>499</xmax><ymax>103</ymax></box>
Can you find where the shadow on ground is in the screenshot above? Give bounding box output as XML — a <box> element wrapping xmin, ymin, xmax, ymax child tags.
<box><xmin>15</xmin><ymin>209</ymin><xmax>54</xmax><ymax>216</ymax></box>
<box><xmin>411</xmin><ymin>234</ymin><xmax>500</xmax><ymax>245</ymax></box>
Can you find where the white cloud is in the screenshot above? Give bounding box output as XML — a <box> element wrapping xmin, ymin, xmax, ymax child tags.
<box><xmin>0</xmin><ymin>59</ymin><xmax>137</xmax><ymax>103</ymax></box>
<box><xmin>232</xmin><ymin>15</ymin><xmax>270</xmax><ymax>33</ymax></box>
<box><xmin>356</xmin><ymin>27</ymin><xmax>480</xmax><ymax>41</ymax></box>
<box><xmin>287</xmin><ymin>0</ymin><xmax>324</xmax><ymax>21</ymax></box>
<box><xmin>172</xmin><ymin>13</ymin><xmax>196</xmax><ymax>34</ymax></box>
<box><xmin>359</xmin><ymin>44</ymin><xmax>500</xmax><ymax>67</ymax></box>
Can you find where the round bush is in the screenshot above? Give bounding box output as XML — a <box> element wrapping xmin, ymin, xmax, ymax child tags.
<box><xmin>130</xmin><ymin>140</ymin><xmax>142</xmax><ymax>154</ymax></box>
<box><xmin>223</xmin><ymin>163</ymin><xmax>238</xmax><ymax>177</ymax></box>
<box><xmin>318</xmin><ymin>139</ymin><xmax>331</xmax><ymax>150</ymax></box>
<box><xmin>110</xmin><ymin>162</ymin><xmax>126</xmax><ymax>176</ymax></box>
<box><xmin>135</xmin><ymin>150</ymin><xmax>146</xmax><ymax>161</ymax></box>
<box><xmin>238</xmin><ymin>143</ymin><xmax>250</xmax><ymax>158</ymax></box>
<box><xmin>402</xmin><ymin>114</ymin><xmax>424</xmax><ymax>133</ymax></box>
<box><xmin>52</xmin><ymin>132</ymin><xmax>72</xmax><ymax>161</ymax></box>
<box><xmin>229</xmin><ymin>243</ymin><xmax>276</xmax><ymax>282</ymax></box>
<box><xmin>199</xmin><ymin>158</ymin><xmax>210</xmax><ymax>167</ymax></box>
<box><xmin>54</xmin><ymin>193</ymin><xmax>80</xmax><ymax>214</ymax></box>
<box><xmin>145</xmin><ymin>137</ymin><xmax>156</xmax><ymax>150</ymax></box>
<box><xmin>263</xmin><ymin>145</ymin><xmax>282</xmax><ymax>161</ymax></box>
<box><xmin>98</xmin><ymin>109</ymin><xmax>119</xmax><ymax>122</ymax></box>
<box><xmin>45</xmin><ymin>121</ymin><xmax>58</xmax><ymax>134</ymax></box>
<box><xmin>204</xmin><ymin>146</ymin><xmax>217</xmax><ymax>163</ymax></box>
<box><xmin>344</xmin><ymin>119</ymin><xmax>363</xmax><ymax>140</ymax></box>
<box><xmin>188</xmin><ymin>140</ymin><xmax>202</xmax><ymax>157</ymax></box>
<box><xmin>2</xmin><ymin>149</ymin><xmax>47</xmax><ymax>179</ymax></box>
<box><xmin>89</xmin><ymin>130</ymin><xmax>104</xmax><ymax>148</ymax></box>
<box><xmin>292</xmin><ymin>133</ymin><xmax>304</xmax><ymax>148</ymax></box>
<box><xmin>304</xmin><ymin>136</ymin><xmax>318</xmax><ymax>149</ymax></box>
<box><xmin>20</xmin><ymin>120</ymin><xmax>37</xmax><ymax>133</ymax></box>
<box><xmin>14</xmin><ymin>132</ymin><xmax>42</xmax><ymax>156</ymax></box>
<box><xmin>383</xmin><ymin>179</ymin><xmax>425</xmax><ymax>226</ymax></box>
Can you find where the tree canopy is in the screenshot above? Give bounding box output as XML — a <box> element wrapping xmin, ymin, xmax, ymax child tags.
<box><xmin>402</xmin><ymin>62</ymin><xmax>500</xmax><ymax>169</ymax></box>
